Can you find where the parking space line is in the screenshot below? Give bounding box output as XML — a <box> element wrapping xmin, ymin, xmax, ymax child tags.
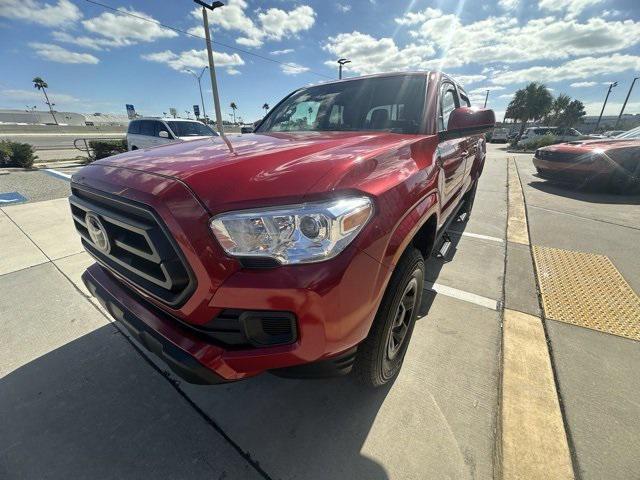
<box><xmin>450</xmin><ymin>230</ymin><xmax>504</xmax><ymax>243</ymax></box>
<box><xmin>425</xmin><ymin>281</ymin><xmax>500</xmax><ymax>310</ymax></box>
<box><xmin>42</xmin><ymin>168</ymin><xmax>72</xmax><ymax>181</ymax></box>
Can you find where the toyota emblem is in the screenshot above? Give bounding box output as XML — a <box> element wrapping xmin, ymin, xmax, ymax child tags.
<box><xmin>85</xmin><ymin>212</ymin><xmax>110</xmax><ymax>253</ymax></box>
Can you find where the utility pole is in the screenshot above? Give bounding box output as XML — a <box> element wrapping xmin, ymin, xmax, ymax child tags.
<box><xmin>595</xmin><ymin>81</ymin><xmax>618</xmax><ymax>132</ymax></box>
<box><xmin>615</xmin><ymin>77</ymin><xmax>638</xmax><ymax>129</ymax></box>
<box><xmin>195</xmin><ymin>0</ymin><xmax>225</xmax><ymax>134</ymax></box>
<box><xmin>337</xmin><ymin>58</ymin><xmax>350</xmax><ymax>80</ymax></box>
<box><xmin>483</xmin><ymin>90</ymin><xmax>490</xmax><ymax>108</ymax></box>
<box><xmin>186</xmin><ymin>67</ymin><xmax>208</xmax><ymax>123</ymax></box>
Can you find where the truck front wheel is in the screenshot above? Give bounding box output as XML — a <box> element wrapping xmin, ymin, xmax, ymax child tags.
<box><xmin>354</xmin><ymin>247</ymin><xmax>425</xmax><ymax>387</ymax></box>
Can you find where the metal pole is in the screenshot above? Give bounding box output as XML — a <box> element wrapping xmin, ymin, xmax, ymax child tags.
<box><xmin>483</xmin><ymin>90</ymin><xmax>490</xmax><ymax>108</ymax></box>
<box><xmin>595</xmin><ymin>82</ymin><xmax>617</xmax><ymax>132</ymax></box>
<box><xmin>201</xmin><ymin>6</ymin><xmax>224</xmax><ymax>134</ymax></box>
<box><xmin>339</xmin><ymin>63</ymin><xmax>342</xmax><ymax>80</ymax></box>
<box><xmin>615</xmin><ymin>77</ymin><xmax>638</xmax><ymax>129</ymax></box>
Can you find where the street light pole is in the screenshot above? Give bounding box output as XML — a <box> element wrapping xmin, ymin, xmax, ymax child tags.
<box><xmin>337</xmin><ymin>58</ymin><xmax>351</xmax><ymax>80</ymax></box>
<box><xmin>186</xmin><ymin>67</ymin><xmax>208</xmax><ymax>122</ymax></box>
<box><xmin>483</xmin><ymin>90</ymin><xmax>490</xmax><ymax>108</ymax></box>
<box><xmin>195</xmin><ymin>0</ymin><xmax>225</xmax><ymax>135</ymax></box>
<box><xmin>615</xmin><ymin>77</ymin><xmax>638</xmax><ymax>129</ymax></box>
<box><xmin>595</xmin><ymin>81</ymin><xmax>618</xmax><ymax>132</ymax></box>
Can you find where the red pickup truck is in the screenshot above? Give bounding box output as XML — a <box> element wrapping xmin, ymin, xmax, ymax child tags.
<box><xmin>71</xmin><ymin>72</ymin><xmax>494</xmax><ymax>387</ymax></box>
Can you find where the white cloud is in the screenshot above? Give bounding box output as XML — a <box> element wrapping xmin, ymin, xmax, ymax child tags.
<box><xmin>570</xmin><ymin>81</ymin><xmax>598</xmax><ymax>87</ymax></box>
<box><xmin>29</xmin><ymin>42</ymin><xmax>99</xmax><ymax>64</ymax></box>
<box><xmin>51</xmin><ymin>31</ymin><xmax>123</xmax><ymax>51</ymax></box>
<box><xmin>280</xmin><ymin>63</ymin><xmax>310</xmax><ymax>75</ymax></box>
<box><xmin>538</xmin><ymin>0</ymin><xmax>603</xmax><ymax>18</ymax></box>
<box><xmin>498</xmin><ymin>0</ymin><xmax>519</xmax><ymax>11</ymax></box>
<box><xmin>498</xmin><ymin>93</ymin><xmax>514</xmax><ymax>99</ymax></box>
<box><xmin>0</xmin><ymin>0</ymin><xmax>82</xmax><ymax>27</ymax></box>
<box><xmin>189</xmin><ymin>1</ymin><xmax>315</xmax><ymax>48</ymax></box>
<box><xmin>490</xmin><ymin>54</ymin><xmax>640</xmax><ymax>85</ymax></box>
<box><xmin>469</xmin><ymin>86</ymin><xmax>506</xmax><ymax>95</ymax></box>
<box><xmin>336</xmin><ymin>3</ymin><xmax>351</xmax><ymax>12</ymax></box>
<box><xmin>142</xmin><ymin>49</ymin><xmax>244</xmax><ymax>71</ymax></box>
<box><xmin>270</xmin><ymin>49</ymin><xmax>294</xmax><ymax>55</ymax></box>
<box><xmin>82</xmin><ymin>8</ymin><xmax>178</xmax><ymax>46</ymax></box>
<box><xmin>226</xmin><ymin>67</ymin><xmax>241</xmax><ymax>75</ymax></box>
<box><xmin>451</xmin><ymin>74</ymin><xmax>487</xmax><ymax>85</ymax></box>
<box><xmin>393</xmin><ymin>8</ymin><xmax>640</xmax><ymax>67</ymax></box>
<box><xmin>323</xmin><ymin>31</ymin><xmax>435</xmax><ymax>75</ymax></box>
<box><xmin>258</xmin><ymin>5</ymin><xmax>316</xmax><ymax>40</ymax></box>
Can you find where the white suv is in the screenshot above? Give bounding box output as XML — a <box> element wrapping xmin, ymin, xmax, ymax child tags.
<box><xmin>517</xmin><ymin>126</ymin><xmax>591</xmax><ymax>146</ymax></box>
<box><xmin>126</xmin><ymin>117</ymin><xmax>217</xmax><ymax>151</ymax></box>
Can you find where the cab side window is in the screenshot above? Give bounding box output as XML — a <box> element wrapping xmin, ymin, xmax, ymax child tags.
<box><xmin>139</xmin><ymin>120</ymin><xmax>155</xmax><ymax>137</ymax></box>
<box><xmin>438</xmin><ymin>83</ymin><xmax>459</xmax><ymax>131</ymax></box>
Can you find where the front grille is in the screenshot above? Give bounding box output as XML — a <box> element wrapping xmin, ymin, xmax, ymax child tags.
<box><xmin>70</xmin><ymin>185</ymin><xmax>195</xmax><ymax>307</ymax></box>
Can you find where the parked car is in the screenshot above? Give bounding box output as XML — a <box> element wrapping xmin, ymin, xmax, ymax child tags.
<box><xmin>517</xmin><ymin>126</ymin><xmax>592</xmax><ymax>146</ymax></box>
<box><xmin>490</xmin><ymin>127</ymin><xmax>509</xmax><ymax>143</ymax></box>
<box><xmin>533</xmin><ymin>134</ymin><xmax>640</xmax><ymax>192</ymax></box>
<box><xmin>126</xmin><ymin>117</ymin><xmax>218</xmax><ymax>150</ymax></box>
<box><xmin>70</xmin><ymin>72</ymin><xmax>494</xmax><ymax>387</ymax></box>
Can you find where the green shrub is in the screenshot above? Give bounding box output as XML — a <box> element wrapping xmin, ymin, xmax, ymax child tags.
<box><xmin>0</xmin><ymin>141</ymin><xmax>11</xmax><ymax>166</ymax></box>
<box><xmin>0</xmin><ymin>141</ymin><xmax>37</xmax><ymax>168</ymax></box>
<box><xmin>88</xmin><ymin>139</ymin><xmax>128</xmax><ymax>161</ymax></box>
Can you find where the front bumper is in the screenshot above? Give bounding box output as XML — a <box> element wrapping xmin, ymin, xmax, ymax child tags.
<box><xmin>84</xmin><ymin>240</ymin><xmax>389</xmax><ymax>383</ymax></box>
<box><xmin>532</xmin><ymin>155</ymin><xmax>608</xmax><ymax>178</ymax></box>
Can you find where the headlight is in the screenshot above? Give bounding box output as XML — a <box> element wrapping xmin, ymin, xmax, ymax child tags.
<box><xmin>210</xmin><ymin>196</ymin><xmax>374</xmax><ymax>265</ymax></box>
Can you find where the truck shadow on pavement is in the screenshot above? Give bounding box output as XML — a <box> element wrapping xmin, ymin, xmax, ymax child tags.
<box><xmin>0</xmin><ymin>322</ymin><xmax>394</xmax><ymax>479</ymax></box>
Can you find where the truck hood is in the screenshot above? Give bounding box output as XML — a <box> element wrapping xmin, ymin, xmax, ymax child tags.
<box><xmin>93</xmin><ymin>131</ymin><xmax>417</xmax><ymax>213</ymax></box>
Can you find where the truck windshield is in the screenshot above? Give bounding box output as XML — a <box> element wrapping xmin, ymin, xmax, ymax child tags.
<box><xmin>257</xmin><ymin>75</ymin><xmax>427</xmax><ymax>135</ymax></box>
<box><xmin>167</xmin><ymin>121</ymin><xmax>217</xmax><ymax>137</ymax></box>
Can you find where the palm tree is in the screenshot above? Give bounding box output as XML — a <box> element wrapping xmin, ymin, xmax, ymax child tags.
<box><xmin>262</xmin><ymin>103</ymin><xmax>269</xmax><ymax>115</ymax></box>
<box><xmin>505</xmin><ymin>82</ymin><xmax>553</xmax><ymax>137</ymax></box>
<box><xmin>33</xmin><ymin>76</ymin><xmax>58</xmax><ymax>125</ymax></box>
<box><xmin>230</xmin><ymin>102</ymin><xmax>238</xmax><ymax>124</ymax></box>
<box><xmin>545</xmin><ymin>94</ymin><xmax>571</xmax><ymax>126</ymax></box>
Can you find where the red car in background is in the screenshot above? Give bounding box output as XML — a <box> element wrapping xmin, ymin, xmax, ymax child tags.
<box><xmin>533</xmin><ymin>126</ymin><xmax>640</xmax><ymax>193</ymax></box>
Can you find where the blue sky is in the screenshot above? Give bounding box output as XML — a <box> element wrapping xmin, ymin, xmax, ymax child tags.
<box><xmin>1</xmin><ymin>0</ymin><xmax>639</xmax><ymax>122</ymax></box>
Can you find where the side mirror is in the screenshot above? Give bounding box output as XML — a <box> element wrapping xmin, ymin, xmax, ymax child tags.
<box><xmin>241</xmin><ymin>126</ymin><xmax>254</xmax><ymax>134</ymax></box>
<box><xmin>440</xmin><ymin>107</ymin><xmax>495</xmax><ymax>141</ymax></box>
<box><xmin>158</xmin><ymin>130</ymin><xmax>170</xmax><ymax>138</ymax></box>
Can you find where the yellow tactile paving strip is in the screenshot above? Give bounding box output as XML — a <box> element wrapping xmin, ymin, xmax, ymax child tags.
<box><xmin>533</xmin><ymin>246</ymin><xmax>640</xmax><ymax>341</ymax></box>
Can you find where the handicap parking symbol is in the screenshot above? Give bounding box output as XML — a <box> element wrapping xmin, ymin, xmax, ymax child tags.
<box><xmin>0</xmin><ymin>192</ymin><xmax>27</xmax><ymax>205</ymax></box>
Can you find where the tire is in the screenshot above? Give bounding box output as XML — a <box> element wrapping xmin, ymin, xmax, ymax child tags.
<box><xmin>131</xmin><ymin>146</ymin><xmax>138</xmax><ymax>150</ymax></box>
<box><xmin>354</xmin><ymin>247</ymin><xmax>425</xmax><ymax>387</ymax></box>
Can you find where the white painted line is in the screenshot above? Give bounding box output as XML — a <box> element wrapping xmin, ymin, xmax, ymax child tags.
<box><xmin>42</xmin><ymin>169</ymin><xmax>72</xmax><ymax>181</ymax></box>
<box><xmin>425</xmin><ymin>281</ymin><xmax>500</xmax><ymax>310</ymax></box>
<box><xmin>450</xmin><ymin>231</ymin><xmax>504</xmax><ymax>243</ymax></box>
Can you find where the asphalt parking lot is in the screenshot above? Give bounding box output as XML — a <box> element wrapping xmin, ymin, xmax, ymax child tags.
<box><xmin>1</xmin><ymin>144</ymin><xmax>638</xmax><ymax>479</ymax></box>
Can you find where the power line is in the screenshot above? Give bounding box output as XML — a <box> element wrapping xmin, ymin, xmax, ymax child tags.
<box><xmin>81</xmin><ymin>0</ymin><xmax>333</xmax><ymax>79</ymax></box>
